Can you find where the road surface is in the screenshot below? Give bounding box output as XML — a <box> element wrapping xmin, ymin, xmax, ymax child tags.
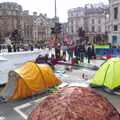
<box><xmin>0</xmin><ymin>52</ymin><xmax>120</xmax><ymax>120</ymax></box>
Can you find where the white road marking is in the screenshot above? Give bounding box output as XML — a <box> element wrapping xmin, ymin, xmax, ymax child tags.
<box><xmin>34</xmin><ymin>97</ymin><xmax>46</xmax><ymax>103</ymax></box>
<box><xmin>13</xmin><ymin>96</ymin><xmax>48</xmax><ymax>119</ymax></box>
<box><xmin>14</xmin><ymin>103</ymin><xmax>31</xmax><ymax>120</ymax></box>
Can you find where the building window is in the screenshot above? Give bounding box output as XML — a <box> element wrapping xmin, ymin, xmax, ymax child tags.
<box><xmin>92</xmin><ymin>19</ymin><xmax>94</xmax><ymax>24</ymax></box>
<box><xmin>71</xmin><ymin>27</ymin><xmax>73</xmax><ymax>33</ymax></box>
<box><xmin>112</xmin><ymin>36</ymin><xmax>117</xmax><ymax>44</ymax></box>
<box><xmin>114</xmin><ymin>7</ymin><xmax>118</xmax><ymax>19</ymax></box>
<box><xmin>98</xmin><ymin>26</ymin><xmax>101</xmax><ymax>32</ymax></box>
<box><xmin>98</xmin><ymin>19</ymin><xmax>101</xmax><ymax>24</ymax></box>
<box><xmin>114</xmin><ymin>25</ymin><xmax>118</xmax><ymax>31</ymax></box>
<box><xmin>92</xmin><ymin>26</ymin><xmax>95</xmax><ymax>32</ymax></box>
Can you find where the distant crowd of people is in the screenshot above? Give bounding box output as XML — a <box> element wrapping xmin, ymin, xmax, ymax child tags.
<box><xmin>54</xmin><ymin>42</ymin><xmax>96</xmax><ymax>64</ymax></box>
<box><xmin>34</xmin><ymin>42</ymin><xmax>96</xmax><ymax>72</ymax></box>
<box><xmin>0</xmin><ymin>44</ymin><xmax>34</xmax><ymax>53</ymax></box>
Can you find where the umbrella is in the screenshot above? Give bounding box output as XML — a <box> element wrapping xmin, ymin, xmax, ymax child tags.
<box><xmin>28</xmin><ymin>86</ymin><xmax>120</xmax><ymax>120</ymax></box>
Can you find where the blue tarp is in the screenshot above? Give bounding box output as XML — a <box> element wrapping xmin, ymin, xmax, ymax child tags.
<box><xmin>96</xmin><ymin>48</ymin><xmax>120</xmax><ymax>56</ymax></box>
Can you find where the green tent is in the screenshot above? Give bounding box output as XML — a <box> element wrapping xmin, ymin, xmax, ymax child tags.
<box><xmin>90</xmin><ymin>58</ymin><xmax>120</xmax><ymax>91</ymax></box>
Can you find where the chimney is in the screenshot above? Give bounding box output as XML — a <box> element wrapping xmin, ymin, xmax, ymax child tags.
<box><xmin>44</xmin><ymin>13</ymin><xmax>47</xmax><ymax>17</ymax></box>
<box><xmin>33</xmin><ymin>12</ymin><xmax>37</xmax><ymax>16</ymax></box>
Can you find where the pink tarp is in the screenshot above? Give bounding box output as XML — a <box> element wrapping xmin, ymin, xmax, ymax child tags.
<box><xmin>28</xmin><ymin>86</ymin><xmax>120</xmax><ymax>120</ymax></box>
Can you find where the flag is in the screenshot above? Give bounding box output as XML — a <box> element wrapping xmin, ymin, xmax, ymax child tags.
<box><xmin>48</xmin><ymin>35</ymin><xmax>56</xmax><ymax>47</ymax></box>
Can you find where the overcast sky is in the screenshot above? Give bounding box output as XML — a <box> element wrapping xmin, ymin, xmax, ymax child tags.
<box><xmin>1</xmin><ymin>0</ymin><xmax>109</xmax><ymax>22</ymax></box>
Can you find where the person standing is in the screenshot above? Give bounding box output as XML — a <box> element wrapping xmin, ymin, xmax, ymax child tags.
<box><xmin>30</xmin><ymin>45</ymin><xmax>33</xmax><ymax>51</ymax></box>
<box><xmin>13</xmin><ymin>44</ymin><xmax>16</xmax><ymax>52</ymax></box>
<box><xmin>68</xmin><ymin>44</ymin><xmax>73</xmax><ymax>61</ymax></box>
<box><xmin>7</xmin><ymin>45</ymin><xmax>12</xmax><ymax>52</ymax></box>
<box><xmin>17</xmin><ymin>45</ymin><xmax>20</xmax><ymax>52</ymax></box>
<box><xmin>91</xmin><ymin>44</ymin><xmax>96</xmax><ymax>59</ymax></box>
<box><xmin>55</xmin><ymin>43</ymin><xmax>61</xmax><ymax>59</ymax></box>
<box><xmin>79</xmin><ymin>44</ymin><xmax>85</xmax><ymax>63</ymax></box>
<box><xmin>62</xmin><ymin>43</ymin><xmax>67</xmax><ymax>61</ymax></box>
<box><xmin>0</xmin><ymin>44</ymin><xmax>1</xmax><ymax>53</ymax></box>
<box><xmin>75</xmin><ymin>44</ymin><xmax>80</xmax><ymax>61</ymax></box>
<box><xmin>87</xmin><ymin>44</ymin><xmax>92</xmax><ymax>63</ymax></box>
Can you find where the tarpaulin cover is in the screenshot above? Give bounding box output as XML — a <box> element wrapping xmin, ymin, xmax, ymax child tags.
<box><xmin>28</xmin><ymin>86</ymin><xmax>120</xmax><ymax>120</ymax></box>
<box><xmin>0</xmin><ymin>62</ymin><xmax>61</xmax><ymax>101</ymax></box>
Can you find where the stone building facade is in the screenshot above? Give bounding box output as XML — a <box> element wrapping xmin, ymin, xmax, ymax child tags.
<box><xmin>68</xmin><ymin>4</ymin><xmax>109</xmax><ymax>43</ymax></box>
<box><xmin>32</xmin><ymin>13</ymin><xmax>53</xmax><ymax>46</ymax></box>
<box><xmin>0</xmin><ymin>2</ymin><xmax>22</xmax><ymax>43</ymax></box>
<box><xmin>62</xmin><ymin>22</ymin><xmax>68</xmax><ymax>33</ymax></box>
<box><xmin>21</xmin><ymin>11</ymin><xmax>53</xmax><ymax>46</ymax></box>
<box><xmin>21</xmin><ymin>10</ymin><xmax>33</xmax><ymax>44</ymax></box>
<box><xmin>0</xmin><ymin>2</ymin><xmax>54</xmax><ymax>46</ymax></box>
<box><xmin>109</xmin><ymin>0</ymin><xmax>120</xmax><ymax>44</ymax></box>
<box><xmin>68</xmin><ymin>7</ymin><xmax>85</xmax><ymax>41</ymax></box>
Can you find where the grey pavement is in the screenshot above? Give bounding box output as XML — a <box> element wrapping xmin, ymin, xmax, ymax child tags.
<box><xmin>55</xmin><ymin>65</ymin><xmax>120</xmax><ymax>114</ymax></box>
<box><xmin>0</xmin><ymin>51</ymin><xmax>120</xmax><ymax>120</ymax></box>
<box><xmin>93</xmin><ymin>88</ymin><xmax>120</xmax><ymax>113</ymax></box>
<box><xmin>0</xmin><ymin>92</ymin><xmax>49</xmax><ymax>120</ymax></box>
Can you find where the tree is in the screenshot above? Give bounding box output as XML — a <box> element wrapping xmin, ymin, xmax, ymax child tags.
<box><xmin>10</xmin><ymin>29</ymin><xmax>22</xmax><ymax>44</ymax></box>
<box><xmin>0</xmin><ymin>32</ymin><xmax>3</xmax><ymax>44</ymax></box>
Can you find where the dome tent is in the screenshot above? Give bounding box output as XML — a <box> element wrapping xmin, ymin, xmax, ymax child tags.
<box><xmin>90</xmin><ymin>58</ymin><xmax>120</xmax><ymax>93</ymax></box>
<box><xmin>0</xmin><ymin>62</ymin><xmax>61</xmax><ymax>101</ymax></box>
<box><xmin>28</xmin><ymin>86</ymin><xmax>120</xmax><ymax>120</ymax></box>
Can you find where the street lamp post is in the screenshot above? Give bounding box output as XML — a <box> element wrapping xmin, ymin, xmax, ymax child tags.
<box><xmin>55</xmin><ymin>0</ymin><xmax>57</xmax><ymax>18</ymax></box>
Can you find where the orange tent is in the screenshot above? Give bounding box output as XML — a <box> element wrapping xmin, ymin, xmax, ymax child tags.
<box><xmin>0</xmin><ymin>62</ymin><xmax>61</xmax><ymax>101</ymax></box>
